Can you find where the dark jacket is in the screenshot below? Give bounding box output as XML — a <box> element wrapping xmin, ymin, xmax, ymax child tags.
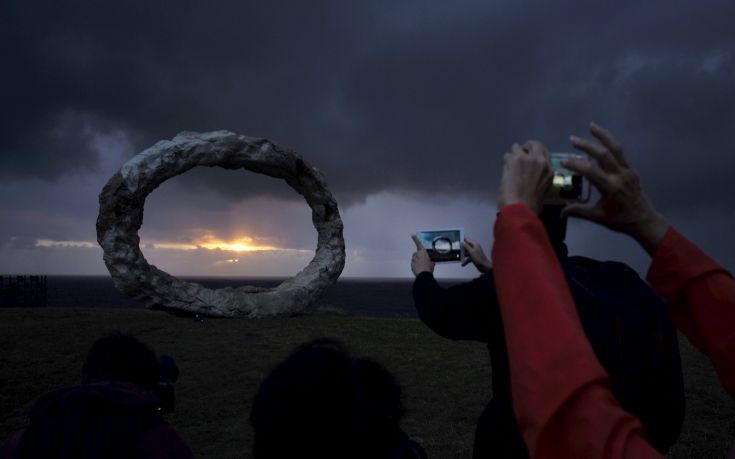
<box><xmin>1</xmin><ymin>381</ymin><xmax>194</xmax><ymax>459</ymax></box>
<box><xmin>412</xmin><ymin>243</ymin><xmax>684</xmax><ymax>458</ymax></box>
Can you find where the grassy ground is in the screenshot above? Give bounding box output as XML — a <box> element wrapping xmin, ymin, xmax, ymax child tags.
<box><xmin>1</xmin><ymin>308</ymin><xmax>733</xmax><ymax>458</ymax></box>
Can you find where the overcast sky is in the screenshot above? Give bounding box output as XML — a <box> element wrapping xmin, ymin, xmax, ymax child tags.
<box><xmin>1</xmin><ymin>0</ymin><xmax>734</xmax><ymax>279</ymax></box>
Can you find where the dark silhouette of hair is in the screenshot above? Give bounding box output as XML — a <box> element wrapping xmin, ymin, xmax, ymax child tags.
<box><xmin>81</xmin><ymin>331</ymin><xmax>159</xmax><ymax>390</ymax></box>
<box><xmin>15</xmin><ymin>333</ymin><xmax>194</xmax><ymax>458</ymax></box>
<box><xmin>250</xmin><ymin>339</ymin><xmax>410</xmax><ymax>459</ymax></box>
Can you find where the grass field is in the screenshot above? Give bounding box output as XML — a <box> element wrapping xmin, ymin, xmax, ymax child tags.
<box><xmin>1</xmin><ymin>308</ymin><xmax>733</xmax><ymax>458</ymax></box>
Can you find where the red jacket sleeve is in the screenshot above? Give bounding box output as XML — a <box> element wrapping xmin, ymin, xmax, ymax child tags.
<box><xmin>492</xmin><ymin>204</ymin><xmax>661</xmax><ymax>458</ymax></box>
<box><xmin>646</xmin><ymin>227</ymin><xmax>735</xmax><ymax>399</ymax></box>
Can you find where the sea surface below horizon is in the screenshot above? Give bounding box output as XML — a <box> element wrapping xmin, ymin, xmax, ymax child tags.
<box><xmin>37</xmin><ymin>275</ymin><xmax>471</xmax><ymax>317</ymax></box>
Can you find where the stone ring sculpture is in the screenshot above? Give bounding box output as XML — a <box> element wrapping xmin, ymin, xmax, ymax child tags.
<box><xmin>96</xmin><ymin>131</ymin><xmax>345</xmax><ymax>317</ymax></box>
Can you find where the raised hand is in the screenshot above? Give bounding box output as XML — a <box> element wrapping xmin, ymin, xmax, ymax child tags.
<box><xmin>410</xmin><ymin>234</ymin><xmax>435</xmax><ymax>276</ymax></box>
<box><xmin>498</xmin><ymin>140</ymin><xmax>552</xmax><ymax>215</ymax></box>
<box><xmin>561</xmin><ymin>122</ymin><xmax>669</xmax><ymax>255</ymax></box>
<box><xmin>461</xmin><ymin>236</ymin><xmax>492</xmax><ymax>273</ymax></box>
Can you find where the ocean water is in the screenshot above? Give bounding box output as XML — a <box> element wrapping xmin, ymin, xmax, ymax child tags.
<box><xmin>41</xmin><ymin>276</ymin><xmax>462</xmax><ymax>318</ymax></box>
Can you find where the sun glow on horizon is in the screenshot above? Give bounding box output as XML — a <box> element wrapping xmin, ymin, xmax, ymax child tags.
<box><xmin>156</xmin><ymin>233</ymin><xmax>292</xmax><ymax>252</ymax></box>
<box><xmin>36</xmin><ymin>234</ymin><xmax>312</xmax><ymax>254</ymax></box>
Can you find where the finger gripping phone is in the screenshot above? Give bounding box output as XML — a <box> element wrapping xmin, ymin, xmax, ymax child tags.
<box><xmin>544</xmin><ymin>153</ymin><xmax>591</xmax><ymax>204</ymax></box>
<box><xmin>416</xmin><ymin>229</ymin><xmax>464</xmax><ymax>263</ymax></box>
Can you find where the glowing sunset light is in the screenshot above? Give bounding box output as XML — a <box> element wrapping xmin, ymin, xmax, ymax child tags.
<box><xmin>214</xmin><ymin>258</ymin><xmax>240</xmax><ymax>264</ymax></box>
<box><xmin>146</xmin><ymin>233</ymin><xmax>312</xmax><ymax>253</ymax></box>
<box><xmin>35</xmin><ymin>234</ymin><xmax>313</xmax><ymax>254</ymax></box>
<box><xmin>147</xmin><ymin>239</ymin><xmax>281</xmax><ymax>252</ymax></box>
<box><xmin>148</xmin><ymin>242</ymin><xmax>201</xmax><ymax>250</ymax></box>
<box><xmin>193</xmin><ymin>234</ymin><xmax>281</xmax><ymax>252</ymax></box>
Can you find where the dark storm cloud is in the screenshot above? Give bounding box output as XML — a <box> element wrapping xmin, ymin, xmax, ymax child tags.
<box><xmin>1</xmin><ymin>0</ymin><xmax>372</xmax><ymax>183</ymax></box>
<box><xmin>3</xmin><ymin>0</ymin><xmax>734</xmax><ymax>213</ymax></box>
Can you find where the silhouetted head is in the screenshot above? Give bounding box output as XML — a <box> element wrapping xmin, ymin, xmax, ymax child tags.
<box><xmin>250</xmin><ymin>339</ymin><xmax>409</xmax><ymax>459</ymax></box>
<box><xmin>81</xmin><ymin>331</ymin><xmax>159</xmax><ymax>390</ymax></box>
<box><xmin>540</xmin><ymin>204</ymin><xmax>568</xmax><ymax>245</ymax></box>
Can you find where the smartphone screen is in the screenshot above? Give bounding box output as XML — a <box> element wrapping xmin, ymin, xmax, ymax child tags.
<box><xmin>416</xmin><ymin>229</ymin><xmax>464</xmax><ymax>263</ymax></box>
<box><xmin>544</xmin><ymin>153</ymin><xmax>591</xmax><ymax>203</ymax></box>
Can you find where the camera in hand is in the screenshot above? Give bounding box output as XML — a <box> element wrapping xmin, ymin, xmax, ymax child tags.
<box><xmin>416</xmin><ymin>229</ymin><xmax>464</xmax><ymax>263</ymax></box>
<box><xmin>544</xmin><ymin>153</ymin><xmax>591</xmax><ymax>203</ymax></box>
<box><xmin>154</xmin><ymin>355</ymin><xmax>179</xmax><ymax>414</ymax></box>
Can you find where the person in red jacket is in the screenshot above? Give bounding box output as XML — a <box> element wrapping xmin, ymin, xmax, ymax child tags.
<box><xmin>491</xmin><ymin>124</ymin><xmax>735</xmax><ymax>458</ymax></box>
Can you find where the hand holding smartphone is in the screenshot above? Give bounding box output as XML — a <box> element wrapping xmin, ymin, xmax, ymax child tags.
<box><xmin>544</xmin><ymin>153</ymin><xmax>591</xmax><ymax>204</ymax></box>
<box><xmin>414</xmin><ymin>229</ymin><xmax>464</xmax><ymax>263</ymax></box>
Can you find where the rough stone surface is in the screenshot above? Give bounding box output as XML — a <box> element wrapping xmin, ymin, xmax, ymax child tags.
<box><xmin>96</xmin><ymin>131</ymin><xmax>345</xmax><ymax>317</ymax></box>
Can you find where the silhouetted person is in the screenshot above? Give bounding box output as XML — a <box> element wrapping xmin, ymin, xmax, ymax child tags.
<box><xmin>491</xmin><ymin>127</ymin><xmax>735</xmax><ymax>457</ymax></box>
<box><xmin>250</xmin><ymin>338</ymin><xmax>427</xmax><ymax>459</ymax></box>
<box><xmin>0</xmin><ymin>332</ymin><xmax>193</xmax><ymax>459</ymax></box>
<box><xmin>410</xmin><ymin>204</ymin><xmax>685</xmax><ymax>458</ymax></box>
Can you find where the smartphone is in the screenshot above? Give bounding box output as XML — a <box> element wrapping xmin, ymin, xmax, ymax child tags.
<box><xmin>544</xmin><ymin>153</ymin><xmax>591</xmax><ymax>204</ymax></box>
<box><xmin>415</xmin><ymin>228</ymin><xmax>464</xmax><ymax>263</ymax></box>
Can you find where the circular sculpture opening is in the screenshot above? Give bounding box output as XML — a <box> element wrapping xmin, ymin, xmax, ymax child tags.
<box><xmin>96</xmin><ymin>131</ymin><xmax>345</xmax><ymax>317</ymax></box>
<box><xmin>138</xmin><ymin>168</ymin><xmax>317</xmax><ymax>278</ymax></box>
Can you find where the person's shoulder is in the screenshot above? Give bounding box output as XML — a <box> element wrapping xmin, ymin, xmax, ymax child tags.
<box><xmin>567</xmin><ymin>256</ymin><xmax>666</xmax><ymax>308</ymax></box>
<box><xmin>567</xmin><ymin>256</ymin><xmax>640</xmax><ymax>281</ymax></box>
